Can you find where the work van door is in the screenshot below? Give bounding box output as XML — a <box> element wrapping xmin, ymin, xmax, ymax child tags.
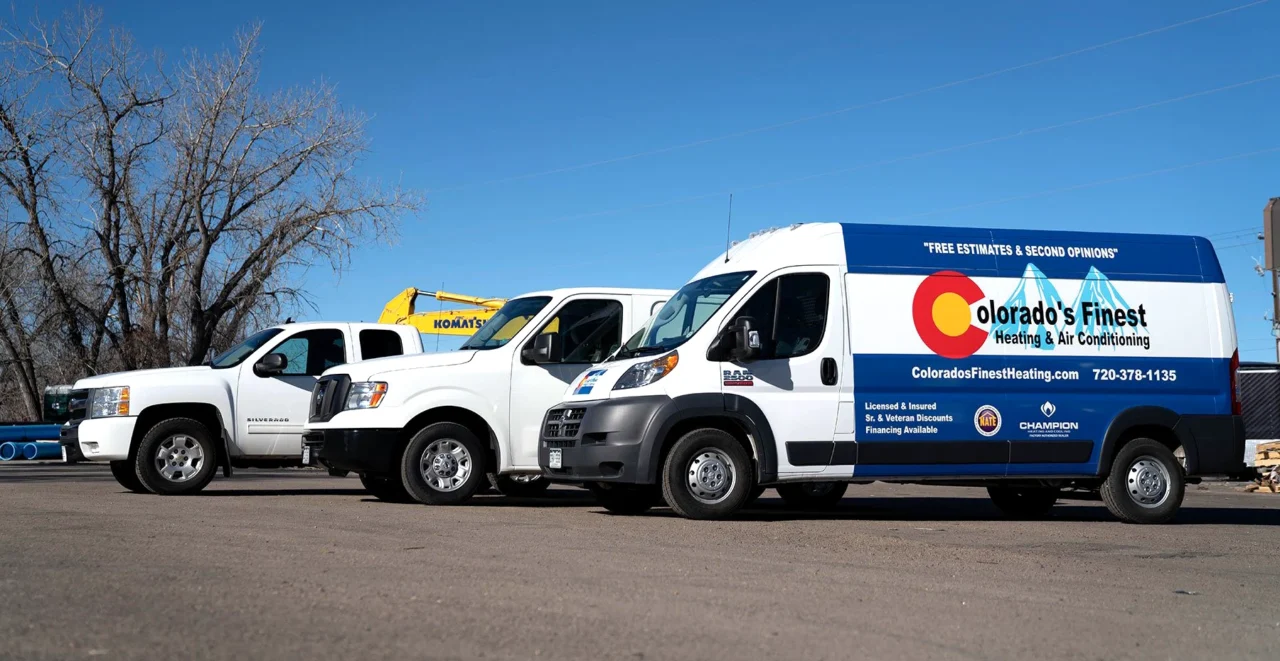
<box><xmin>508</xmin><ymin>296</ymin><xmax>628</xmax><ymax>469</ymax></box>
<box><xmin>718</xmin><ymin>268</ymin><xmax>844</xmax><ymax>471</ymax></box>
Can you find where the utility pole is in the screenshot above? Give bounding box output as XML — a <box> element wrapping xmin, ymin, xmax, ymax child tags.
<box><xmin>1265</xmin><ymin>198</ymin><xmax>1280</xmax><ymax>361</ymax></box>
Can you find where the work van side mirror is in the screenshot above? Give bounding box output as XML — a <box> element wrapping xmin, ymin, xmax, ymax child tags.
<box><xmin>709</xmin><ymin>317</ymin><xmax>762</xmax><ymax>363</ymax></box>
<box><xmin>253</xmin><ymin>353</ymin><xmax>288</xmax><ymax>377</ymax></box>
<box><xmin>522</xmin><ymin>333</ymin><xmax>562</xmax><ymax>365</ymax></box>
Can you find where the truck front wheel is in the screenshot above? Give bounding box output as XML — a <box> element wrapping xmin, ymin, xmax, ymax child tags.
<box><xmin>660</xmin><ymin>428</ymin><xmax>754</xmax><ymax>520</ymax></box>
<box><xmin>401</xmin><ymin>422</ymin><xmax>487</xmax><ymax>505</ymax></box>
<box><xmin>133</xmin><ymin>418</ymin><xmax>218</xmax><ymax>495</ymax></box>
<box><xmin>1100</xmin><ymin>438</ymin><xmax>1185</xmax><ymax>524</ymax></box>
<box><xmin>109</xmin><ymin>460</ymin><xmax>150</xmax><ymax>494</ymax></box>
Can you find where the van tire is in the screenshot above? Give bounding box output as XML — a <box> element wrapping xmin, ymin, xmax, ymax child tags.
<box><xmin>133</xmin><ymin>418</ymin><xmax>218</xmax><ymax>495</ymax></box>
<box><xmin>744</xmin><ymin>485</ymin><xmax>767</xmax><ymax>506</ymax></box>
<box><xmin>1100</xmin><ymin>438</ymin><xmax>1185</xmax><ymax>524</ymax></box>
<box><xmin>777</xmin><ymin>482</ymin><xmax>848</xmax><ymax>509</ymax></box>
<box><xmin>490</xmin><ymin>473</ymin><xmax>552</xmax><ymax>498</ymax></box>
<box><xmin>661</xmin><ymin>428</ymin><xmax>754</xmax><ymax>520</ymax></box>
<box><xmin>110</xmin><ymin>460</ymin><xmax>150</xmax><ymax>494</ymax></box>
<box><xmin>587</xmin><ymin>482</ymin><xmax>661</xmax><ymax>515</ymax></box>
<box><xmin>360</xmin><ymin>473</ymin><xmax>413</xmax><ymax>503</ymax></box>
<box><xmin>987</xmin><ymin>486</ymin><xmax>1058</xmax><ymax>518</ymax></box>
<box><xmin>401</xmin><ymin>422</ymin><xmax>486</xmax><ymax>505</ymax></box>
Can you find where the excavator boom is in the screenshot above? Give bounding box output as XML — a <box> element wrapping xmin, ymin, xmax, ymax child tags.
<box><xmin>379</xmin><ymin>288</ymin><xmax>508</xmax><ymax>337</ymax></box>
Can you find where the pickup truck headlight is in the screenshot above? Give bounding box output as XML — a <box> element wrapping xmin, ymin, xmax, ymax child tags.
<box><xmin>345</xmin><ymin>382</ymin><xmax>388</xmax><ymax>410</ymax></box>
<box><xmin>89</xmin><ymin>387</ymin><xmax>130</xmax><ymax>418</ymax></box>
<box><xmin>613</xmin><ymin>351</ymin><xmax>678</xmax><ymax>390</ymax></box>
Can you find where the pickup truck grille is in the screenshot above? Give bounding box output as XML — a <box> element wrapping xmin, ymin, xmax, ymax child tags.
<box><xmin>543</xmin><ymin>407</ymin><xmax>585</xmax><ymax>446</ymax></box>
<box><xmin>67</xmin><ymin>390</ymin><xmax>88</xmax><ymax>422</ymax></box>
<box><xmin>309</xmin><ymin>375</ymin><xmax>351</xmax><ymax>423</ymax></box>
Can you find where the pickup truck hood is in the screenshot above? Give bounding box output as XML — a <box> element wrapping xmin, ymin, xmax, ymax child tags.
<box><xmin>73</xmin><ymin>366</ymin><xmax>212</xmax><ymax>390</ymax></box>
<box><xmin>329</xmin><ymin>350</ymin><xmax>477</xmax><ymax>381</ymax></box>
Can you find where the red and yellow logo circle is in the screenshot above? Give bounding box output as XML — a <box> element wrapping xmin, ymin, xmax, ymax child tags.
<box><xmin>912</xmin><ymin>271</ymin><xmax>987</xmax><ymax>359</ymax></box>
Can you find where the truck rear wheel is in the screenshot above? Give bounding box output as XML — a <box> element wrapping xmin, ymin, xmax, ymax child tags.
<box><xmin>587</xmin><ymin>482</ymin><xmax>661</xmax><ymax>515</ymax></box>
<box><xmin>110</xmin><ymin>460</ymin><xmax>150</xmax><ymax>494</ymax></box>
<box><xmin>1100</xmin><ymin>438</ymin><xmax>1185</xmax><ymax>524</ymax></box>
<box><xmin>987</xmin><ymin>485</ymin><xmax>1058</xmax><ymax>518</ymax></box>
<box><xmin>401</xmin><ymin>422</ymin><xmax>486</xmax><ymax>505</ymax></box>
<box><xmin>777</xmin><ymin>482</ymin><xmax>848</xmax><ymax>509</ymax></box>
<box><xmin>360</xmin><ymin>473</ymin><xmax>413</xmax><ymax>503</ymax></box>
<box><xmin>490</xmin><ymin>473</ymin><xmax>551</xmax><ymax>498</ymax></box>
<box><xmin>661</xmin><ymin>428</ymin><xmax>754</xmax><ymax>520</ymax></box>
<box><xmin>133</xmin><ymin>418</ymin><xmax>218</xmax><ymax>495</ymax></box>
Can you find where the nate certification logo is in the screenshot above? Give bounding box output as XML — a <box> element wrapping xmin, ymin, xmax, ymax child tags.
<box><xmin>1019</xmin><ymin>400</ymin><xmax>1080</xmax><ymax>438</ymax></box>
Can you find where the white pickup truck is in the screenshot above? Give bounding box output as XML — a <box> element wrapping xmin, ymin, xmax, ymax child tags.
<box><xmin>303</xmin><ymin>288</ymin><xmax>671</xmax><ymax>504</ymax></box>
<box><xmin>68</xmin><ymin>322</ymin><xmax>423</xmax><ymax>495</ymax></box>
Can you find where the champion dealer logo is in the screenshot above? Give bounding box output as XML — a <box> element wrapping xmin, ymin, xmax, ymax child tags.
<box><xmin>1040</xmin><ymin>401</ymin><xmax>1056</xmax><ymax>418</ymax></box>
<box><xmin>1020</xmin><ymin>400</ymin><xmax>1079</xmax><ymax>437</ymax></box>
<box><xmin>973</xmin><ymin>405</ymin><xmax>1001</xmax><ymax>437</ymax></box>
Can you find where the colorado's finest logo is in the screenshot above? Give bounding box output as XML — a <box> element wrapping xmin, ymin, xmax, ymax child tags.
<box><xmin>912</xmin><ymin>271</ymin><xmax>987</xmax><ymax>359</ymax></box>
<box><xmin>973</xmin><ymin>405</ymin><xmax>1001</xmax><ymax>437</ymax></box>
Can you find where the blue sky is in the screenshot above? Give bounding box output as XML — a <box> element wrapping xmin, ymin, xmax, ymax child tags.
<box><xmin>29</xmin><ymin>0</ymin><xmax>1280</xmax><ymax>357</ymax></box>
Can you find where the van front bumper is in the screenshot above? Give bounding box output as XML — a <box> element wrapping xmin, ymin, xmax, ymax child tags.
<box><xmin>306</xmin><ymin>428</ymin><xmax>401</xmax><ymax>475</ymax></box>
<box><xmin>538</xmin><ymin>396</ymin><xmax>670</xmax><ymax>484</ymax></box>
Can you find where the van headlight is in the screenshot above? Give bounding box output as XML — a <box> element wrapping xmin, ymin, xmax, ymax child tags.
<box><xmin>345</xmin><ymin>382</ymin><xmax>388</xmax><ymax>410</ymax></box>
<box><xmin>90</xmin><ymin>387</ymin><xmax>130</xmax><ymax>418</ymax></box>
<box><xmin>613</xmin><ymin>352</ymin><xmax>678</xmax><ymax>390</ymax></box>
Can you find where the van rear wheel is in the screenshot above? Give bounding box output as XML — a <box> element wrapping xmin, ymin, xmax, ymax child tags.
<box><xmin>1100</xmin><ymin>438</ymin><xmax>1185</xmax><ymax>524</ymax></box>
<box><xmin>661</xmin><ymin>428</ymin><xmax>753</xmax><ymax>520</ymax></box>
<box><xmin>987</xmin><ymin>485</ymin><xmax>1059</xmax><ymax>518</ymax></box>
<box><xmin>777</xmin><ymin>482</ymin><xmax>848</xmax><ymax>509</ymax></box>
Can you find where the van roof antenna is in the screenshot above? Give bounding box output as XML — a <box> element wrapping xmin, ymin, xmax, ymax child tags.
<box><xmin>724</xmin><ymin>193</ymin><xmax>733</xmax><ymax>263</ymax></box>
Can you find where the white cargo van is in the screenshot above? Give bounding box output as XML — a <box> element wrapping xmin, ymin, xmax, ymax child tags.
<box><xmin>69</xmin><ymin>322</ymin><xmax>423</xmax><ymax>495</ymax></box>
<box><xmin>303</xmin><ymin>288</ymin><xmax>671</xmax><ymax>504</ymax></box>
<box><xmin>539</xmin><ymin>223</ymin><xmax>1244</xmax><ymax>524</ymax></box>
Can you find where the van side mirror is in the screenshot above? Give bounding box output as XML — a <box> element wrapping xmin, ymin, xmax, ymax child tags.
<box><xmin>254</xmin><ymin>353</ymin><xmax>288</xmax><ymax>377</ymax></box>
<box><xmin>709</xmin><ymin>317</ymin><xmax>762</xmax><ymax>363</ymax></box>
<box><xmin>522</xmin><ymin>333</ymin><xmax>562</xmax><ymax>365</ymax></box>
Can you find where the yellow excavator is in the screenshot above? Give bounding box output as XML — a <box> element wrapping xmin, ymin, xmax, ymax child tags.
<box><xmin>379</xmin><ymin>288</ymin><xmax>554</xmax><ymax>340</ymax></box>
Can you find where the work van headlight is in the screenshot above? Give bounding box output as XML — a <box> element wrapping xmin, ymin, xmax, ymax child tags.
<box><xmin>89</xmin><ymin>387</ymin><xmax>130</xmax><ymax>418</ymax></box>
<box><xmin>613</xmin><ymin>352</ymin><xmax>678</xmax><ymax>391</ymax></box>
<box><xmin>345</xmin><ymin>382</ymin><xmax>388</xmax><ymax>410</ymax></box>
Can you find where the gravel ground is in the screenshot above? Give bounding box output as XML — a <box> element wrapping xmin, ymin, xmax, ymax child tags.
<box><xmin>1</xmin><ymin>464</ymin><xmax>1277</xmax><ymax>660</ymax></box>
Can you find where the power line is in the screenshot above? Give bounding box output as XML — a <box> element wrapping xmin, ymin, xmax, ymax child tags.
<box><xmin>1207</xmin><ymin>226</ymin><xmax>1260</xmax><ymax>238</ymax></box>
<box><xmin>430</xmin><ymin>0</ymin><xmax>1271</xmax><ymax>193</ymax></box>
<box><xmin>874</xmin><ymin>146</ymin><xmax>1280</xmax><ymax>223</ymax></box>
<box><xmin>536</xmin><ymin>75</ymin><xmax>1279</xmax><ymax>224</ymax></box>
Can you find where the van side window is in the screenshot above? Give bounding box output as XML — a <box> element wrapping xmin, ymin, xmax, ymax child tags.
<box><xmin>269</xmin><ymin>329</ymin><xmax>346</xmax><ymax>376</ymax></box>
<box><xmin>727</xmin><ymin>273</ymin><xmax>829</xmax><ymax>359</ymax></box>
<box><xmin>359</xmin><ymin>329</ymin><xmax>404</xmax><ymax>360</ymax></box>
<box><xmin>537</xmin><ymin>299</ymin><xmax>624</xmax><ymax>364</ymax></box>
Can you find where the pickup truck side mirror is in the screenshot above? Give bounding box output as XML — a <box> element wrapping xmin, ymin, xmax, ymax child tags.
<box><xmin>708</xmin><ymin>317</ymin><xmax>762</xmax><ymax>363</ymax></box>
<box><xmin>253</xmin><ymin>352</ymin><xmax>288</xmax><ymax>377</ymax></box>
<box><xmin>521</xmin><ymin>333</ymin><xmax>562</xmax><ymax>365</ymax></box>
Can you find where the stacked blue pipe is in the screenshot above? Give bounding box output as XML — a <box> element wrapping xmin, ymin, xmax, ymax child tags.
<box><xmin>22</xmin><ymin>442</ymin><xmax>61</xmax><ymax>460</ymax></box>
<box><xmin>0</xmin><ymin>442</ymin><xmax>20</xmax><ymax>461</ymax></box>
<box><xmin>0</xmin><ymin>424</ymin><xmax>62</xmax><ymax>442</ymax></box>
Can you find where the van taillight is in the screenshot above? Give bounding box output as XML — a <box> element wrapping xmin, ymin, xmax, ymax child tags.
<box><xmin>1230</xmin><ymin>350</ymin><xmax>1242</xmax><ymax>416</ymax></box>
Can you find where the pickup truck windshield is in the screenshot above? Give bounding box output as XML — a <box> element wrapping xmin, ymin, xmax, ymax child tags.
<box><xmin>460</xmin><ymin>296</ymin><xmax>552</xmax><ymax>350</ymax></box>
<box><xmin>210</xmin><ymin>328</ymin><xmax>284</xmax><ymax>369</ymax></box>
<box><xmin>637</xmin><ymin>271</ymin><xmax>754</xmax><ymax>352</ymax></box>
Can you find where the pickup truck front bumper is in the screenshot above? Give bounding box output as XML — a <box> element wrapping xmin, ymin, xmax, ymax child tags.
<box><xmin>305</xmin><ymin>428</ymin><xmax>402</xmax><ymax>476</ymax></box>
<box><xmin>76</xmin><ymin>417</ymin><xmax>137</xmax><ymax>462</ymax></box>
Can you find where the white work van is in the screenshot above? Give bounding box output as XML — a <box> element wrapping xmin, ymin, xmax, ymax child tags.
<box><xmin>303</xmin><ymin>288</ymin><xmax>671</xmax><ymax>504</ymax></box>
<box><xmin>539</xmin><ymin>222</ymin><xmax>1245</xmax><ymax>524</ymax></box>
<box><xmin>68</xmin><ymin>322</ymin><xmax>423</xmax><ymax>495</ymax></box>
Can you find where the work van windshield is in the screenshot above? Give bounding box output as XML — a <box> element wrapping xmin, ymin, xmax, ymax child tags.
<box><xmin>628</xmin><ymin>271</ymin><xmax>753</xmax><ymax>354</ymax></box>
<box><xmin>460</xmin><ymin>296</ymin><xmax>552</xmax><ymax>350</ymax></box>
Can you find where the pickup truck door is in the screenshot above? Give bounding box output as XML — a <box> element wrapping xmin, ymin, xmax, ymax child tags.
<box><xmin>236</xmin><ymin>327</ymin><xmax>350</xmax><ymax>456</ymax></box>
<box><xmin>507</xmin><ymin>296</ymin><xmax>628</xmax><ymax>470</ymax></box>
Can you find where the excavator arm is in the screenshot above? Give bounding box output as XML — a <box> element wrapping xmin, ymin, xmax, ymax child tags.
<box><xmin>379</xmin><ymin>288</ymin><xmax>508</xmax><ymax>337</ymax></box>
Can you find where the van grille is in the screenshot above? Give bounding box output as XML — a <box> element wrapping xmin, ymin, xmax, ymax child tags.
<box><xmin>543</xmin><ymin>407</ymin><xmax>585</xmax><ymax>446</ymax></box>
<box><xmin>309</xmin><ymin>375</ymin><xmax>351</xmax><ymax>423</ymax></box>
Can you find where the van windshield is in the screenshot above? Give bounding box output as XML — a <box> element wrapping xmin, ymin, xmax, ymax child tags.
<box><xmin>627</xmin><ymin>272</ymin><xmax>754</xmax><ymax>355</ymax></box>
<box><xmin>460</xmin><ymin>296</ymin><xmax>552</xmax><ymax>350</ymax></box>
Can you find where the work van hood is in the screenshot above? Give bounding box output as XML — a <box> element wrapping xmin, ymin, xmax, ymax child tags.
<box><xmin>73</xmin><ymin>365</ymin><xmax>212</xmax><ymax>390</ymax></box>
<box><xmin>328</xmin><ymin>350</ymin><xmax>477</xmax><ymax>382</ymax></box>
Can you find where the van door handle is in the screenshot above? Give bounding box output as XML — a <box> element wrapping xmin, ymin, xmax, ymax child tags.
<box><xmin>820</xmin><ymin>357</ymin><xmax>838</xmax><ymax>386</ymax></box>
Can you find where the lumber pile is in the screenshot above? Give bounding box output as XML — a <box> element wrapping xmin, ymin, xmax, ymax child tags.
<box><xmin>1245</xmin><ymin>443</ymin><xmax>1280</xmax><ymax>493</ymax></box>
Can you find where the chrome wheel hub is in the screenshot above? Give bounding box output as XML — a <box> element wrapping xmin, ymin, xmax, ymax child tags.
<box><xmin>421</xmin><ymin>439</ymin><xmax>471</xmax><ymax>492</ymax></box>
<box><xmin>687</xmin><ymin>449</ymin><xmax>735</xmax><ymax>504</ymax></box>
<box><xmin>1126</xmin><ymin>455</ymin><xmax>1171</xmax><ymax>508</ymax></box>
<box><xmin>155</xmin><ymin>435</ymin><xmax>204</xmax><ymax>482</ymax></box>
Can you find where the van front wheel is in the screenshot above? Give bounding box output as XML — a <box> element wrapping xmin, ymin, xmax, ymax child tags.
<box><xmin>401</xmin><ymin>422</ymin><xmax>487</xmax><ymax>505</ymax></box>
<box><xmin>1100</xmin><ymin>438</ymin><xmax>1185</xmax><ymax>524</ymax></box>
<box><xmin>661</xmin><ymin>428</ymin><xmax>753</xmax><ymax>520</ymax></box>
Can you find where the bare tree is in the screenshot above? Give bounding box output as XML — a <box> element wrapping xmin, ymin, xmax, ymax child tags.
<box><xmin>0</xmin><ymin>7</ymin><xmax>418</xmax><ymax>419</ymax></box>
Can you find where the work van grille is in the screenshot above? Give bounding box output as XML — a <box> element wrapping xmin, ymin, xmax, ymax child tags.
<box><xmin>309</xmin><ymin>375</ymin><xmax>351</xmax><ymax>423</ymax></box>
<box><xmin>543</xmin><ymin>407</ymin><xmax>585</xmax><ymax>445</ymax></box>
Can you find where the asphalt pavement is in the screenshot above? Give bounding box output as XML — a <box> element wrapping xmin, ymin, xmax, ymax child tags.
<box><xmin>1</xmin><ymin>463</ymin><xmax>1277</xmax><ymax>660</ymax></box>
